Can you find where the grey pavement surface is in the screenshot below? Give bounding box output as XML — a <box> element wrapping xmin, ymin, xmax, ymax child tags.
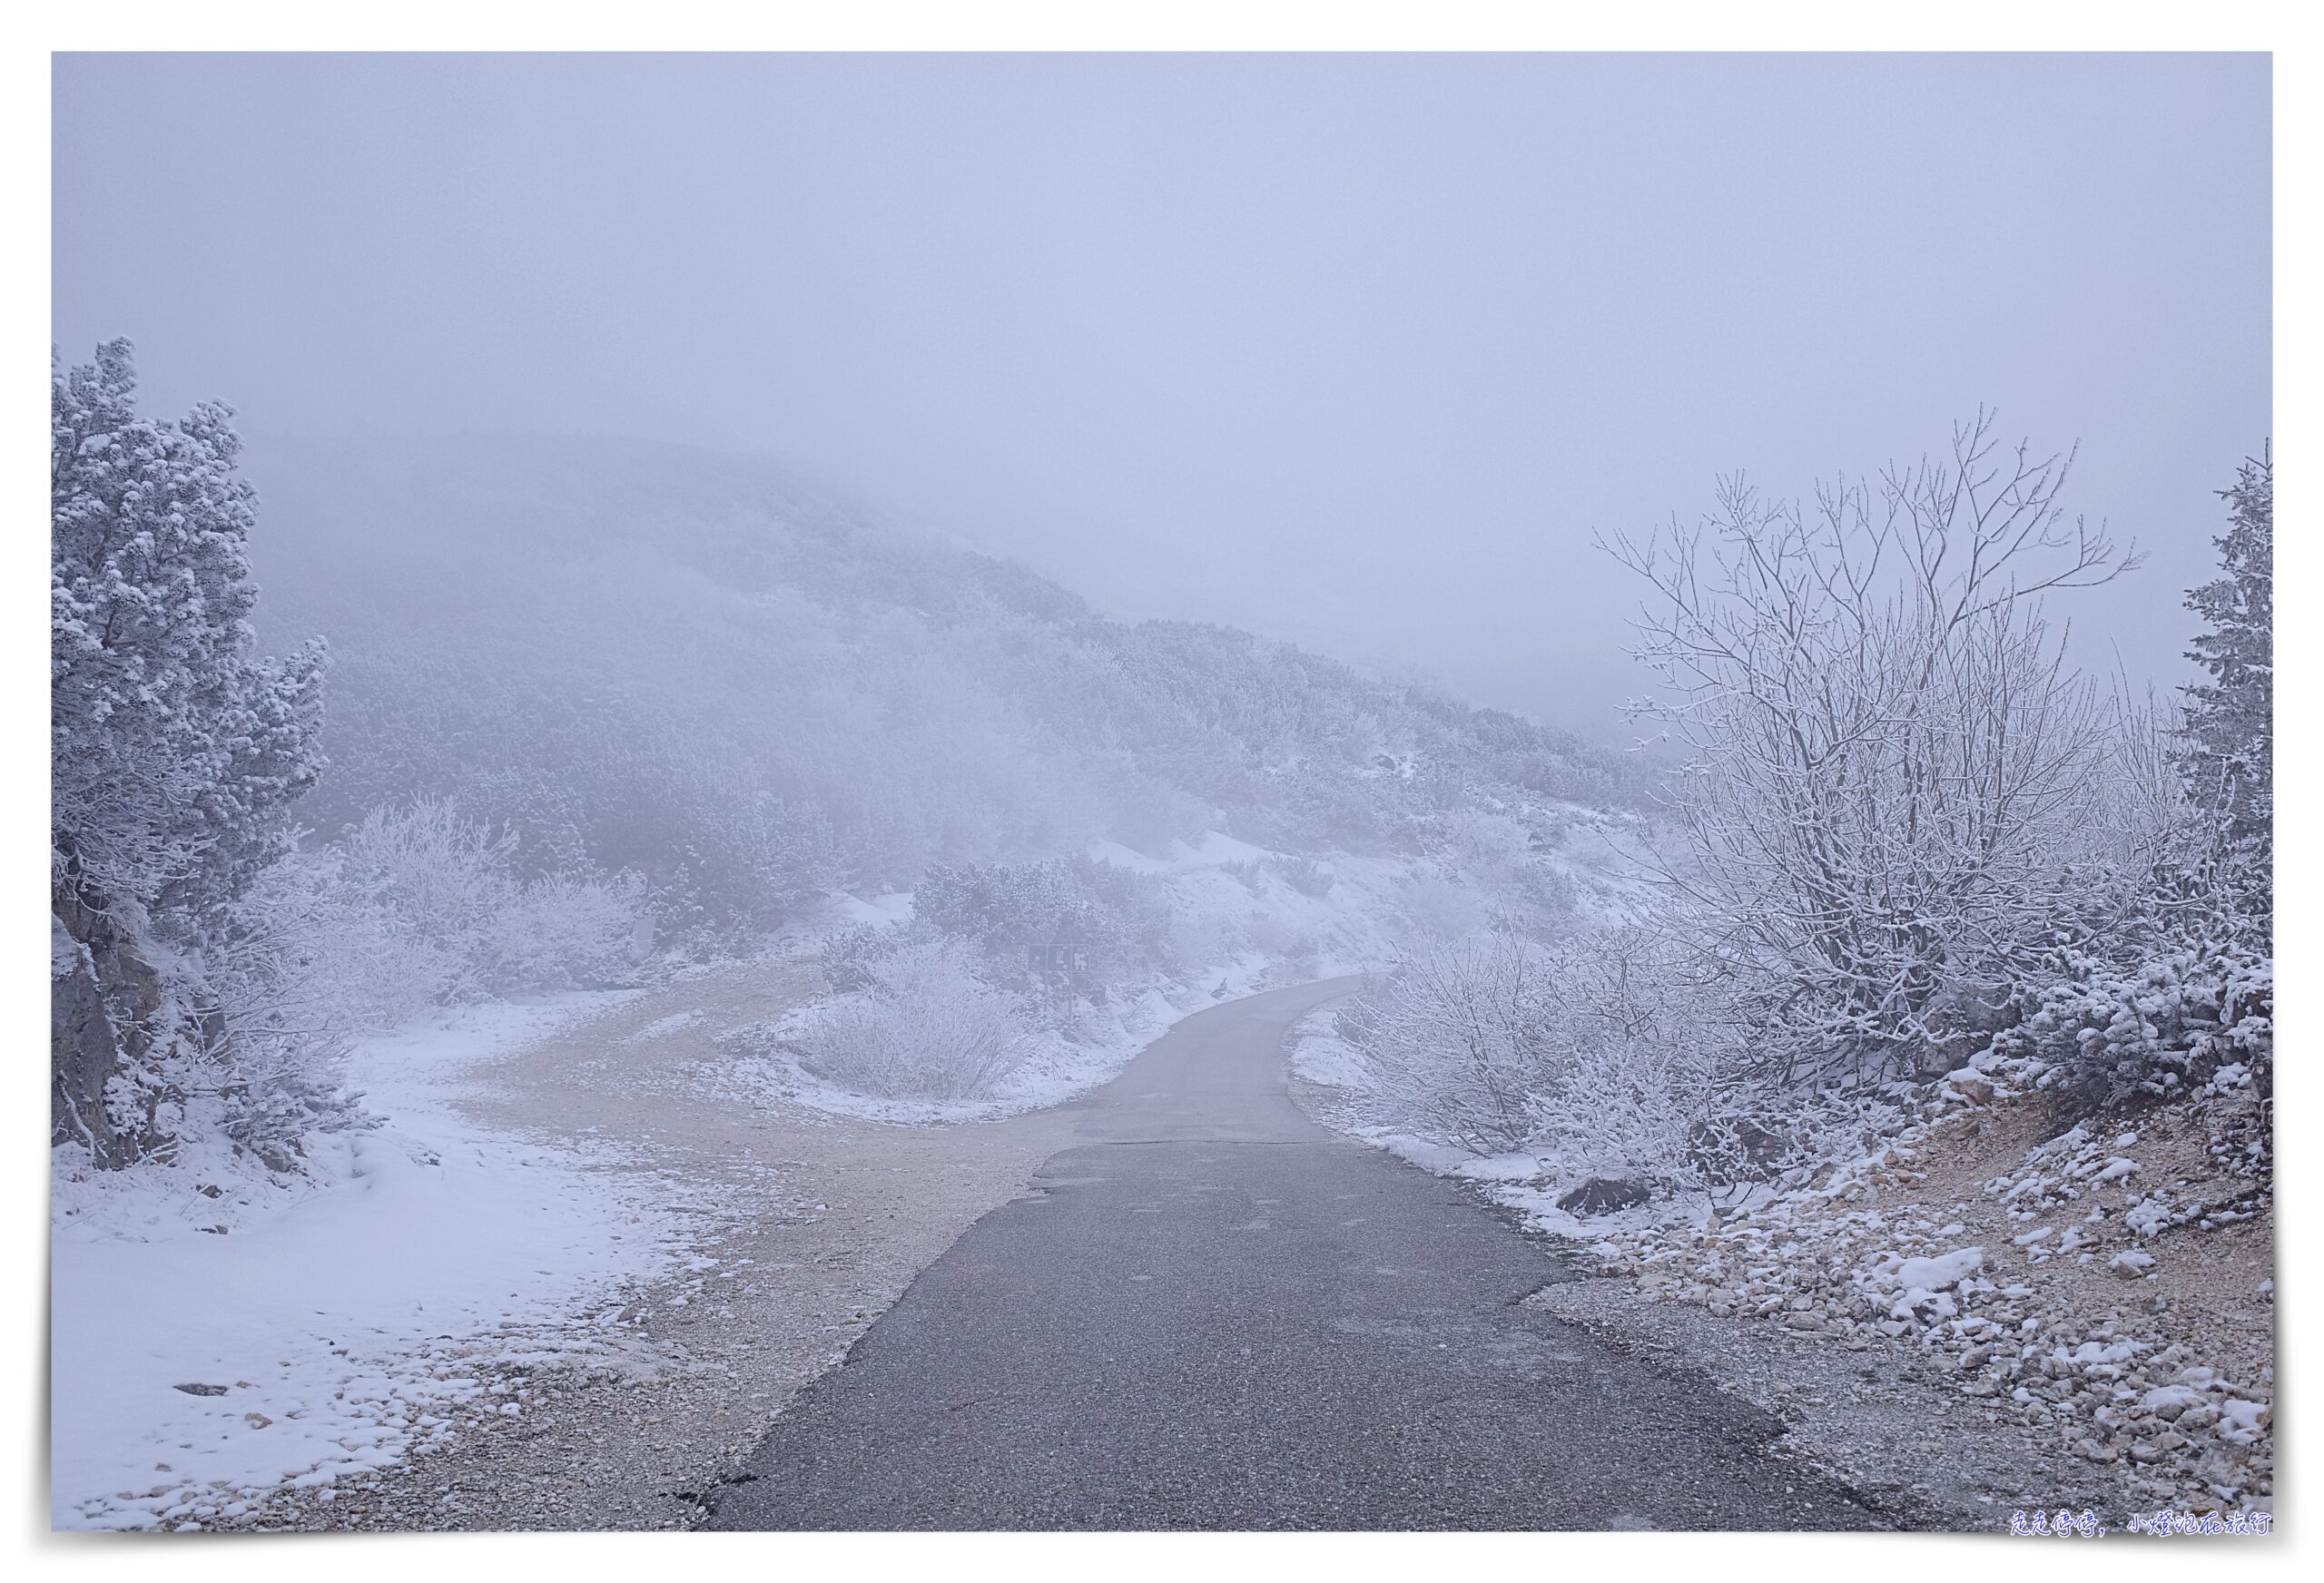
<box><xmin>708</xmin><ymin>978</ymin><xmax>1882</xmax><ymax>1529</ymax></box>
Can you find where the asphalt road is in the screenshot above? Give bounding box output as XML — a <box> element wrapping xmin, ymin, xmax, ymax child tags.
<box><xmin>708</xmin><ymin>977</ymin><xmax>1879</xmax><ymax>1530</ymax></box>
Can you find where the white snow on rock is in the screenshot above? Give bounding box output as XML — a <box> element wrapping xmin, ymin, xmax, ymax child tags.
<box><xmin>2217</xmin><ymin>1397</ymin><xmax>2270</xmax><ymax>1447</ymax></box>
<box><xmin>2142</xmin><ymin>1383</ymin><xmax>2209</xmax><ymax>1418</ymax></box>
<box><xmin>1880</xmin><ymin>1245</ymin><xmax>1985</xmax><ymax>1293</ymax></box>
<box><xmin>50</xmin><ymin>993</ymin><xmax>682</xmax><ymax>1531</ymax></box>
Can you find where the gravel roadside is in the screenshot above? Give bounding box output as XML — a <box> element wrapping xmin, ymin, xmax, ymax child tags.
<box><xmin>1523</xmin><ymin>1273</ymin><xmax>2119</xmax><ymax>1531</ymax></box>
<box><xmin>1286</xmin><ymin>1018</ymin><xmax>2275</xmax><ymax>1536</ymax></box>
<box><xmin>212</xmin><ymin>956</ymin><xmax>1085</xmax><ymax>1532</ymax></box>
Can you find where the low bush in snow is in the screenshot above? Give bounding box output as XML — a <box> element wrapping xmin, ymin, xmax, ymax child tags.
<box><xmin>237</xmin><ymin>798</ymin><xmax>647</xmax><ymax>1037</ymax></box>
<box><xmin>1989</xmin><ymin>691</ymin><xmax>2273</xmax><ymax>1116</ymax></box>
<box><xmin>2000</xmin><ymin>931</ymin><xmax>2272</xmax><ymax>1113</ymax></box>
<box><xmin>791</xmin><ymin>938</ymin><xmax>1030</xmax><ymax>1100</ymax></box>
<box><xmin>914</xmin><ymin>854</ymin><xmax>1175</xmax><ymax>990</ymax></box>
<box><xmin>1342</xmin><ymin>924</ymin><xmax>1885</xmax><ymax>1206</ymax></box>
<box><xmin>1273</xmin><ymin>853</ymin><xmax>1334</xmax><ymax>899</ymax></box>
<box><xmin>1341</xmin><ymin>930</ymin><xmax>1559</xmax><ymax>1155</ymax></box>
<box><xmin>817</xmin><ymin>922</ymin><xmax>899</xmax><ymax>993</ymax></box>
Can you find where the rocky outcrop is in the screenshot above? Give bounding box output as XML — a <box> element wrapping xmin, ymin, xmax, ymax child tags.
<box><xmin>1558</xmin><ymin>1177</ymin><xmax>1652</xmax><ymax>1215</ymax></box>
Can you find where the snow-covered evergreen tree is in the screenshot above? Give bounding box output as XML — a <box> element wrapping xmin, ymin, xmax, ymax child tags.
<box><xmin>51</xmin><ymin>339</ymin><xmax>328</xmax><ymax>1163</ymax></box>
<box><xmin>2180</xmin><ymin>448</ymin><xmax>2272</xmax><ymax>859</ymax></box>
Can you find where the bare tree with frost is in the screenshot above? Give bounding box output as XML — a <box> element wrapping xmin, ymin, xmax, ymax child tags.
<box><xmin>1603</xmin><ymin>415</ymin><xmax>2136</xmax><ymax>1086</ymax></box>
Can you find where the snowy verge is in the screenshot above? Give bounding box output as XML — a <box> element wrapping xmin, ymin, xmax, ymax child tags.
<box><xmin>50</xmin><ymin>991</ymin><xmax>687</xmax><ymax>1531</ymax></box>
<box><xmin>710</xmin><ymin>955</ymin><xmax>1293</xmax><ymax>1126</ymax></box>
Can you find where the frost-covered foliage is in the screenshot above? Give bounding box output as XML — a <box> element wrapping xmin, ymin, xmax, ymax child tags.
<box><xmin>1604</xmin><ymin>417</ymin><xmax>2135</xmax><ymax>1086</ymax></box>
<box><xmin>113</xmin><ymin>798</ymin><xmax>643</xmax><ymax>1175</ymax></box>
<box><xmin>822</xmin><ymin>855</ymin><xmax>1178</xmax><ymax>1056</ymax></box>
<box><xmin>1337</xmin><ymin>931</ymin><xmax>1561</xmax><ymax>1155</ymax></box>
<box><xmin>247</xmin><ymin>434</ymin><xmax>1640</xmax><ymax>935</ymax></box>
<box><xmin>1581</xmin><ymin>428</ymin><xmax>2271</xmax><ymax>1142</ymax></box>
<box><xmin>915</xmin><ymin>855</ymin><xmax>1175</xmax><ymax>986</ymax></box>
<box><xmin>1418</xmin><ymin>805</ymin><xmax>1585</xmax><ymax>931</ymax></box>
<box><xmin>1518</xmin><ymin>929</ymin><xmax>1768</xmax><ymax>1202</ymax></box>
<box><xmin>52</xmin><ymin>340</ymin><xmax>328</xmax><ymax>932</ymax></box>
<box><xmin>1989</xmin><ymin>458</ymin><xmax>2275</xmax><ymax>1114</ymax></box>
<box><xmin>2001</xmin><ymin>938</ymin><xmax>2272</xmax><ymax>1112</ymax></box>
<box><xmin>198</xmin><ymin>943</ymin><xmax>372</xmax><ymax>1175</ymax></box>
<box><xmin>791</xmin><ymin>938</ymin><xmax>1029</xmax><ymax>1100</ymax></box>
<box><xmin>1329</xmin><ymin>428</ymin><xmax>2274</xmax><ymax>1227</ymax></box>
<box><xmin>2179</xmin><ymin>449</ymin><xmax>2272</xmax><ymax>859</ymax></box>
<box><xmin>1340</xmin><ymin>925</ymin><xmax>1823</xmax><ymax>1203</ymax></box>
<box><xmin>238</xmin><ymin>799</ymin><xmax>647</xmax><ymax>1036</ymax></box>
<box><xmin>629</xmin><ymin>755</ymin><xmax>840</xmax><ymax>946</ymax></box>
<box><xmin>51</xmin><ymin>341</ymin><xmax>330</xmax><ymax>1166</ymax></box>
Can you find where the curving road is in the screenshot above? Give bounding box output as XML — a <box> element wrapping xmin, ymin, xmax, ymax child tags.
<box><xmin>707</xmin><ymin>977</ymin><xmax>1879</xmax><ymax>1530</ymax></box>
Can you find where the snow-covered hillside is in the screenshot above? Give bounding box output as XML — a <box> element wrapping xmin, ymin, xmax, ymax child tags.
<box><xmin>244</xmin><ymin>432</ymin><xmax>1640</xmax><ymax>938</ymax></box>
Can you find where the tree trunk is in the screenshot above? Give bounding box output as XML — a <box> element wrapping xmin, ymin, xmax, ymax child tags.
<box><xmin>50</xmin><ymin>869</ymin><xmax>167</xmax><ymax>1167</ymax></box>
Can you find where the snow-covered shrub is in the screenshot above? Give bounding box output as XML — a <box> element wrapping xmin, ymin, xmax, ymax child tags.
<box><xmin>1344</xmin><ymin>923</ymin><xmax>1865</xmax><ymax>1205</ymax></box>
<box><xmin>1242</xmin><ymin>910</ymin><xmax>1322</xmax><ymax>973</ymax></box>
<box><xmin>1990</xmin><ymin>594</ymin><xmax>2274</xmax><ymax>1114</ymax></box>
<box><xmin>1274</xmin><ymin>853</ymin><xmax>1334</xmax><ymax>898</ymax></box>
<box><xmin>1520</xmin><ymin>929</ymin><xmax>1762</xmax><ymax>1198</ymax></box>
<box><xmin>208</xmin><ymin>1008</ymin><xmax>371</xmax><ymax>1175</ymax></box>
<box><xmin>330</xmin><ymin>798</ymin><xmax>520</xmax><ymax>1008</ymax></box>
<box><xmin>341</xmin><ymin>798</ymin><xmax>646</xmax><ymax>1003</ymax></box>
<box><xmin>491</xmin><ymin>870</ymin><xmax>652</xmax><ymax>992</ymax></box>
<box><xmin>1393</xmin><ymin>870</ymin><xmax>1490</xmax><ymax>942</ymax></box>
<box><xmin>629</xmin><ymin>754</ymin><xmax>840</xmax><ymax>942</ymax></box>
<box><xmin>818</xmin><ymin>922</ymin><xmax>901</xmax><ymax>992</ymax></box>
<box><xmin>1426</xmin><ymin>807</ymin><xmax>1578</xmax><ymax>928</ymax></box>
<box><xmin>915</xmin><ymin>855</ymin><xmax>1175</xmax><ymax>991</ymax></box>
<box><xmin>201</xmin><ymin>871</ymin><xmax>377</xmax><ymax>1166</ymax></box>
<box><xmin>234</xmin><ymin>799</ymin><xmax>647</xmax><ymax>1037</ymax></box>
<box><xmin>1342</xmin><ymin>930</ymin><xmax>1561</xmax><ymax>1155</ymax></box>
<box><xmin>2000</xmin><ymin>933</ymin><xmax>2272</xmax><ymax>1112</ymax></box>
<box><xmin>791</xmin><ymin>938</ymin><xmax>1029</xmax><ymax>1100</ymax></box>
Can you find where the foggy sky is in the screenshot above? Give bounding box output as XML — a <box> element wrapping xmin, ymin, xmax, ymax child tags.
<box><xmin>52</xmin><ymin>53</ymin><xmax>2270</xmax><ymax>733</ymax></box>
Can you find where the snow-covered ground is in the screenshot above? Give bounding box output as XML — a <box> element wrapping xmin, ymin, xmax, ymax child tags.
<box><xmin>49</xmin><ymin>993</ymin><xmax>689</xmax><ymax>1531</ymax></box>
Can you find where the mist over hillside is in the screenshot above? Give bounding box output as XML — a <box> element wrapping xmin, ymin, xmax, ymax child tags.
<box><xmin>245</xmin><ymin>433</ymin><xmax>1640</xmax><ymax>929</ymax></box>
<box><xmin>50</xmin><ymin>49</ymin><xmax>2273</xmax><ymax>1537</ymax></box>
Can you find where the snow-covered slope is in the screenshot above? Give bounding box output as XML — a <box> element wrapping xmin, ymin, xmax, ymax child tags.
<box><xmin>243</xmin><ymin>432</ymin><xmax>1640</xmax><ymax>925</ymax></box>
